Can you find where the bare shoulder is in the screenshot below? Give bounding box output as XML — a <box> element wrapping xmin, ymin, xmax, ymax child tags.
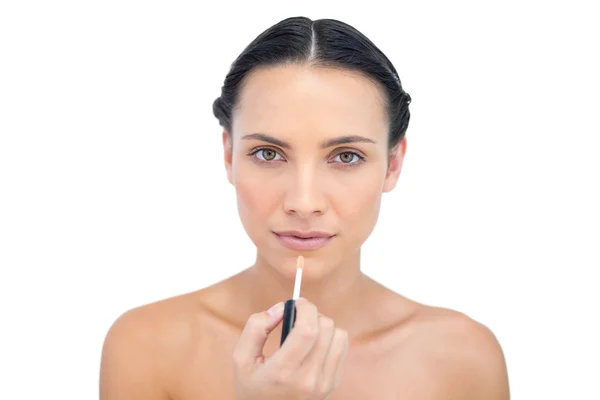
<box><xmin>401</xmin><ymin>304</ymin><xmax>510</xmax><ymax>399</ymax></box>
<box><xmin>99</xmin><ymin>290</ymin><xmax>210</xmax><ymax>400</ymax></box>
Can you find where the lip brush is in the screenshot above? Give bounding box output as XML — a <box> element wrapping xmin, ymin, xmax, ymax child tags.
<box><xmin>280</xmin><ymin>255</ymin><xmax>303</xmax><ymax>346</ymax></box>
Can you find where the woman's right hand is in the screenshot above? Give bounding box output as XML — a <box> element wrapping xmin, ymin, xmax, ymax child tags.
<box><xmin>232</xmin><ymin>298</ymin><xmax>349</xmax><ymax>400</ymax></box>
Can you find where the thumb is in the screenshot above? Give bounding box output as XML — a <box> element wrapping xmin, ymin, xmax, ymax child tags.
<box><xmin>233</xmin><ymin>302</ymin><xmax>285</xmax><ymax>369</ymax></box>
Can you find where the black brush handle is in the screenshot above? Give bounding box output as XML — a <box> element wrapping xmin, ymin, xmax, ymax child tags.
<box><xmin>280</xmin><ymin>299</ymin><xmax>297</xmax><ymax>346</ymax></box>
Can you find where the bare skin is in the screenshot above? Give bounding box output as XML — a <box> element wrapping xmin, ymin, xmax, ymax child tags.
<box><xmin>100</xmin><ymin>64</ymin><xmax>510</xmax><ymax>399</ymax></box>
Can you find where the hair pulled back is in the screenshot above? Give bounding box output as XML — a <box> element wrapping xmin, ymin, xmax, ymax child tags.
<box><xmin>213</xmin><ymin>16</ymin><xmax>411</xmax><ymax>150</ymax></box>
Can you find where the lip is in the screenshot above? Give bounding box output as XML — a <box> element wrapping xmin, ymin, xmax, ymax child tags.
<box><xmin>275</xmin><ymin>230</ymin><xmax>333</xmax><ymax>238</ymax></box>
<box><xmin>274</xmin><ymin>231</ymin><xmax>334</xmax><ymax>251</ymax></box>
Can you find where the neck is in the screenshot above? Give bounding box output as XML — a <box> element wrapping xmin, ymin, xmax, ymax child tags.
<box><xmin>239</xmin><ymin>250</ymin><xmax>369</xmax><ymax>330</ymax></box>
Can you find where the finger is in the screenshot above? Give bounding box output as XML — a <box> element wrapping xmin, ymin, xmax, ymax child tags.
<box><xmin>299</xmin><ymin>314</ymin><xmax>336</xmax><ymax>372</ymax></box>
<box><xmin>233</xmin><ymin>302</ymin><xmax>285</xmax><ymax>370</ymax></box>
<box><xmin>321</xmin><ymin>328</ymin><xmax>349</xmax><ymax>391</ymax></box>
<box><xmin>270</xmin><ymin>297</ymin><xmax>319</xmax><ymax>369</ymax></box>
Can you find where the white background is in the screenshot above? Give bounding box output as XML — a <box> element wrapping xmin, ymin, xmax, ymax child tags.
<box><xmin>1</xmin><ymin>1</ymin><xmax>598</xmax><ymax>398</ymax></box>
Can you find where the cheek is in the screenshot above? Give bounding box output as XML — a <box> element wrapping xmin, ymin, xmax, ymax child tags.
<box><xmin>343</xmin><ymin>181</ymin><xmax>382</xmax><ymax>218</ymax></box>
<box><xmin>233</xmin><ymin>165</ymin><xmax>282</xmax><ymax>228</ymax></box>
<box><xmin>331</xmin><ymin>168</ymin><xmax>384</xmax><ymax>234</ymax></box>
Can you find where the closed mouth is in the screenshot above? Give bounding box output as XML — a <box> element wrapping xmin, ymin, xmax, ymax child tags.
<box><xmin>274</xmin><ymin>230</ymin><xmax>334</xmax><ymax>239</ymax></box>
<box><xmin>273</xmin><ymin>231</ymin><xmax>335</xmax><ymax>251</ymax></box>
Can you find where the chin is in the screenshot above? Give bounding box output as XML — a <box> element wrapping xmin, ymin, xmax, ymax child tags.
<box><xmin>257</xmin><ymin>244</ymin><xmax>344</xmax><ymax>282</ymax></box>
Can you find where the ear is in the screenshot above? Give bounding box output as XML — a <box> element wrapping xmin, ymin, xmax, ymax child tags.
<box><xmin>383</xmin><ymin>137</ymin><xmax>407</xmax><ymax>193</ymax></box>
<box><xmin>222</xmin><ymin>131</ymin><xmax>233</xmax><ymax>185</ymax></box>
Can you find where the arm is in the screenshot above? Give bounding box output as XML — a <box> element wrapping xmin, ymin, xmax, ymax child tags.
<box><xmin>99</xmin><ymin>309</ymin><xmax>170</xmax><ymax>400</ymax></box>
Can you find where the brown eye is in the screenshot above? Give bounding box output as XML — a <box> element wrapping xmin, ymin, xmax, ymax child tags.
<box><xmin>339</xmin><ymin>152</ymin><xmax>354</xmax><ymax>163</ymax></box>
<box><xmin>262</xmin><ymin>149</ymin><xmax>276</xmax><ymax>160</ymax></box>
<box><xmin>332</xmin><ymin>151</ymin><xmax>364</xmax><ymax>167</ymax></box>
<box><xmin>253</xmin><ymin>148</ymin><xmax>283</xmax><ymax>162</ymax></box>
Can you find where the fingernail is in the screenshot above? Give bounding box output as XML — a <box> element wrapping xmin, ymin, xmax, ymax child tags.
<box><xmin>267</xmin><ymin>302</ymin><xmax>284</xmax><ymax>318</ymax></box>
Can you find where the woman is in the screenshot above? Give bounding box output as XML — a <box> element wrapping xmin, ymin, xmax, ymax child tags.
<box><xmin>100</xmin><ymin>16</ymin><xmax>510</xmax><ymax>399</ymax></box>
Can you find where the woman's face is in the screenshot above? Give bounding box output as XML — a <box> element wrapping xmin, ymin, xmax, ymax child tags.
<box><xmin>223</xmin><ymin>64</ymin><xmax>406</xmax><ymax>279</ymax></box>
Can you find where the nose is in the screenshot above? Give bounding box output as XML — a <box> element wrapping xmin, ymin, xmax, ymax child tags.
<box><xmin>283</xmin><ymin>163</ymin><xmax>328</xmax><ymax>219</ymax></box>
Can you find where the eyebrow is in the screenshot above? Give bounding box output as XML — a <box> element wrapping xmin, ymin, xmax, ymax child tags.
<box><xmin>241</xmin><ymin>133</ymin><xmax>376</xmax><ymax>149</ymax></box>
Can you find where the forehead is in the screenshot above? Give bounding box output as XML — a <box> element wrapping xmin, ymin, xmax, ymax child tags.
<box><xmin>231</xmin><ymin>64</ymin><xmax>388</xmax><ymax>141</ymax></box>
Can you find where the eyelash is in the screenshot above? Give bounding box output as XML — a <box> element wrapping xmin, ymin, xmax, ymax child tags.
<box><xmin>247</xmin><ymin>147</ymin><xmax>366</xmax><ymax>168</ymax></box>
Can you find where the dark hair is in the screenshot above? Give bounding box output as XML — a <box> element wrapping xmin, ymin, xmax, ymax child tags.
<box><xmin>212</xmin><ymin>16</ymin><xmax>411</xmax><ymax>150</ymax></box>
